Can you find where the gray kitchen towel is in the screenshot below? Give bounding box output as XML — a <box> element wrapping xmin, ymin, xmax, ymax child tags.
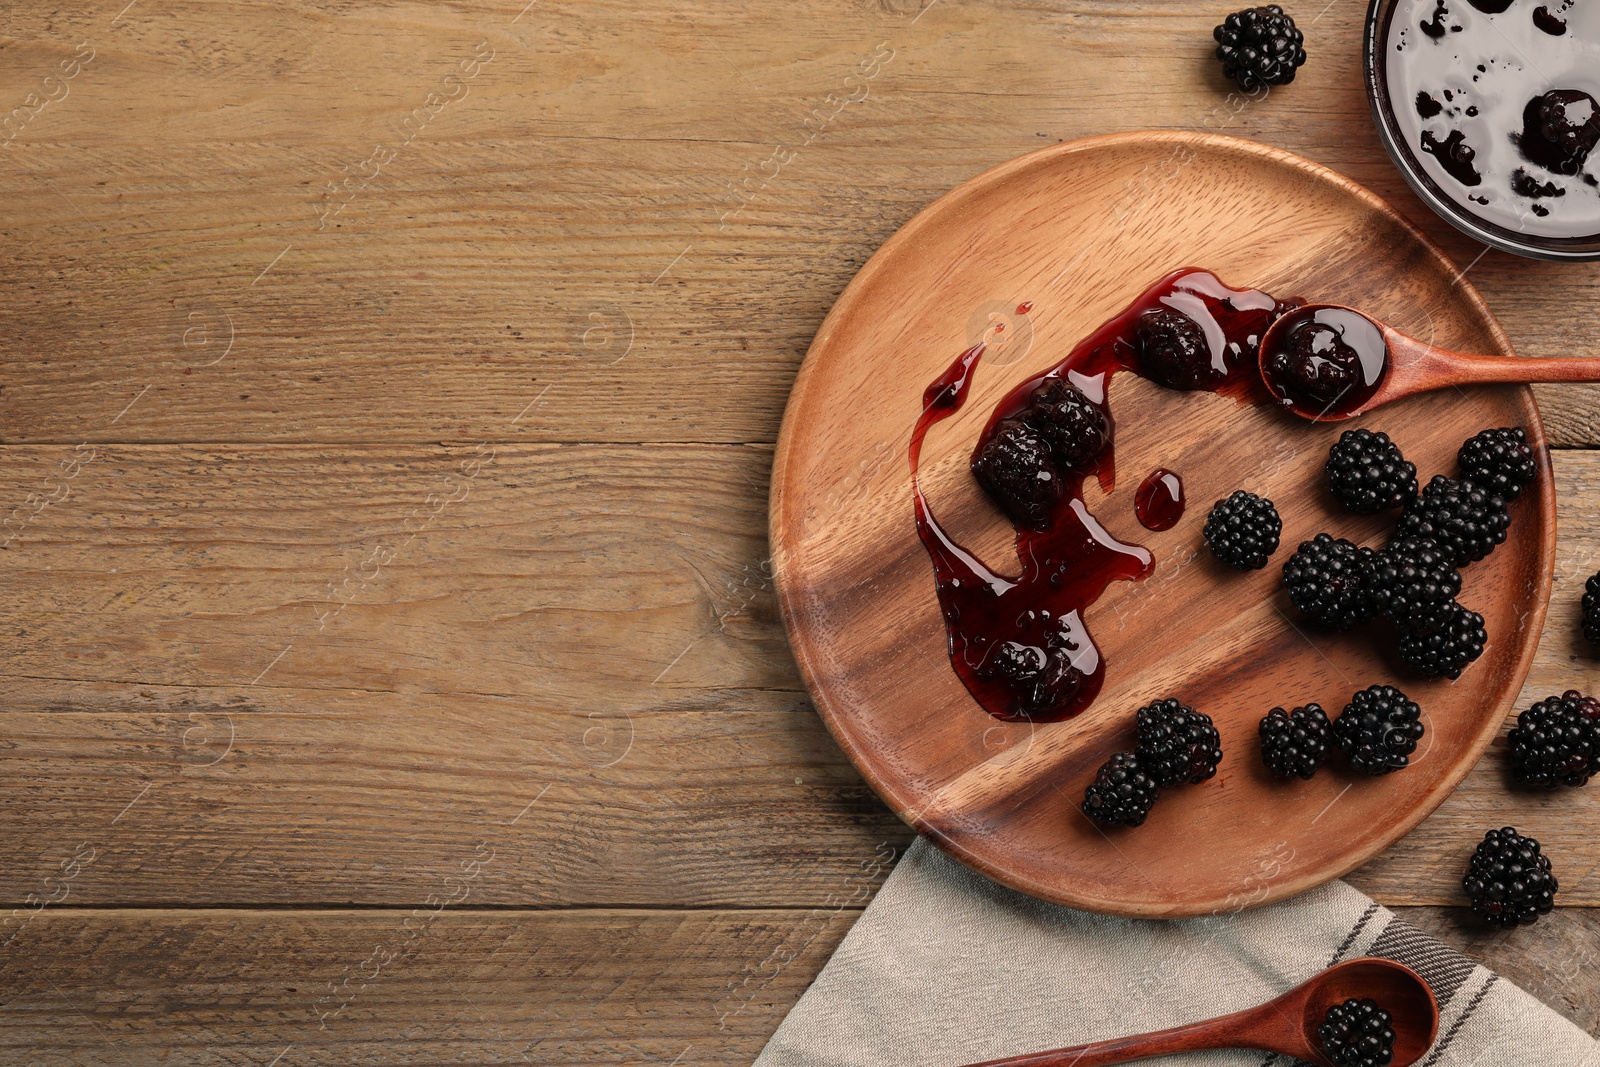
<box><xmin>755</xmin><ymin>836</ymin><xmax>1600</xmax><ymax>1067</ymax></box>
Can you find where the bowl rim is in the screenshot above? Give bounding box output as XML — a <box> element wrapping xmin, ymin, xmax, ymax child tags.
<box><xmin>1362</xmin><ymin>0</ymin><xmax>1600</xmax><ymax>262</ymax></box>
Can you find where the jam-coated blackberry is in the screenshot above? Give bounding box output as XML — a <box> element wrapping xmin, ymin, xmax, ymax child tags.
<box><xmin>970</xmin><ymin>419</ymin><xmax>1061</xmax><ymax>528</ymax></box>
<box><xmin>1025</xmin><ymin>378</ymin><xmax>1110</xmax><ymax>473</ymax></box>
<box><xmin>1135</xmin><ymin>308</ymin><xmax>1221</xmax><ymax>391</ymax></box>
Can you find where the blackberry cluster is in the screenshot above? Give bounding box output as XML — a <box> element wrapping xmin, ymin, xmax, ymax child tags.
<box><xmin>1203</xmin><ymin>490</ymin><xmax>1282</xmax><ymax>570</ymax></box>
<box><xmin>1334</xmin><ymin>685</ymin><xmax>1424</xmax><ymax>776</ymax></box>
<box><xmin>1368</xmin><ymin>537</ymin><xmax>1461</xmax><ymax>634</ymax></box>
<box><xmin>1213</xmin><ymin>5</ymin><xmax>1308</xmax><ymax>93</ymax></box>
<box><xmin>1135</xmin><ymin>308</ymin><xmax>1219</xmax><ymax>391</ymax></box>
<box><xmin>1081</xmin><ymin>752</ymin><xmax>1160</xmax><ymax>828</ymax></box>
<box><xmin>1135</xmin><ymin>698</ymin><xmax>1223</xmax><ymax>786</ymax></box>
<box><xmin>1507</xmin><ymin>690</ymin><xmax>1600</xmax><ymax>788</ymax></box>
<box><xmin>1259</xmin><ymin>703</ymin><xmax>1331</xmax><ymax>779</ymax></box>
<box><xmin>1317</xmin><ymin>998</ymin><xmax>1396</xmax><ymax>1067</ymax></box>
<box><xmin>1082</xmin><ymin>698</ymin><xmax>1223</xmax><ymax>828</ymax></box>
<box><xmin>1398</xmin><ymin>601</ymin><xmax>1485</xmax><ymax>680</ymax></box>
<box><xmin>1393</xmin><ymin>475</ymin><xmax>1510</xmax><ymax>567</ymax></box>
<box><xmin>1458</xmin><ymin>427</ymin><xmax>1536</xmax><ymax>503</ymax></box>
<box><xmin>1283</xmin><ymin>534</ymin><xmax>1377</xmax><ymax>630</ymax></box>
<box><xmin>970</xmin><ymin>380</ymin><xmax>1108</xmax><ymax>528</ymax></box>
<box><xmin>1326</xmin><ymin>428</ymin><xmax>1417</xmax><ymax>514</ymax></box>
<box><xmin>1583</xmin><ymin>572</ymin><xmax>1600</xmax><ymax>649</ymax></box>
<box><xmin>1463</xmin><ymin>827</ymin><xmax>1558</xmax><ymax>928</ymax></box>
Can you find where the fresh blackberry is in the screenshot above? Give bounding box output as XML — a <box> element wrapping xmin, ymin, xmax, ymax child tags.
<box><xmin>1203</xmin><ymin>490</ymin><xmax>1282</xmax><ymax>570</ymax></box>
<box><xmin>1134</xmin><ymin>308</ymin><xmax>1221</xmax><ymax>391</ymax></box>
<box><xmin>1259</xmin><ymin>703</ymin><xmax>1331</xmax><ymax>780</ymax></box>
<box><xmin>1317</xmin><ymin>998</ymin><xmax>1396</xmax><ymax>1067</ymax></box>
<box><xmin>1213</xmin><ymin>5</ymin><xmax>1307</xmax><ymax>93</ymax></box>
<box><xmin>1283</xmin><ymin>534</ymin><xmax>1377</xmax><ymax>630</ymax></box>
<box><xmin>1023</xmin><ymin>378</ymin><xmax>1109</xmax><ymax>472</ymax></box>
<box><xmin>1398</xmin><ymin>601</ymin><xmax>1486</xmax><ymax>680</ymax></box>
<box><xmin>1463</xmin><ymin>826</ymin><xmax>1558</xmax><ymax>928</ymax></box>
<box><xmin>1325</xmin><ymin>428</ymin><xmax>1417</xmax><ymax>514</ymax></box>
<box><xmin>1081</xmin><ymin>751</ymin><xmax>1160</xmax><ymax>828</ymax></box>
<box><xmin>1134</xmin><ymin>698</ymin><xmax>1223</xmax><ymax>786</ymax></box>
<box><xmin>971</xmin><ymin>419</ymin><xmax>1061</xmax><ymax>528</ymax></box>
<box><xmin>1457</xmin><ymin>427</ymin><xmax>1536</xmax><ymax>503</ymax></box>
<box><xmin>1507</xmin><ymin>690</ymin><xmax>1600</xmax><ymax>787</ymax></box>
<box><xmin>1584</xmin><ymin>572</ymin><xmax>1600</xmax><ymax>649</ymax></box>
<box><xmin>1393</xmin><ymin>475</ymin><xmax>1510</xmax><ymax>567</ymax></box>
<box><xmin>1334</xmin><ymin>684</ymin><xmax>1424</xmax><ymax>776</ymax></box>
<box><xmin>1368</xmin><ymin>537</ymin><xmax>1462</xmax><ymax>634</ymax></box>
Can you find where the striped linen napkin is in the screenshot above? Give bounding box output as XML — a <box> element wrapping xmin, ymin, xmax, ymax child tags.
<box><xmin>755</xmin><ymin>836</ymin><xmax>1599</xmax><ymax>1067</ymax></box>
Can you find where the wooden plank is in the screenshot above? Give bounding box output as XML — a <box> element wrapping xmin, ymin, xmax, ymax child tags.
<box><xmin>0</xmin><ymin>905</ymin><xmax>1586</xmax><ymax>1065</ymax></box>
<box><xmin>0</xmin><ymin>908</ymin><xmax>855</xmax><ymax>1066</ymax></box>
<box><xmin>0</xmin><ymin>1</ymin><xmax>1594</xmax><ymax>446</ymax></box>
<box><xmin>0</xmin><ymin>442</ymin><xmax>1597</xmax><ymax>907</ymax></box>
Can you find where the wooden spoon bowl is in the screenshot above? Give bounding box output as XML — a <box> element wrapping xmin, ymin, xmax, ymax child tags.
<box><xmin>958</xmin><ymin>957</ymin><xmax>1440</xmax><ymax>1067</ymax></box>
<box><xmin>1259</xmin><ymin>302</ymin><xmax>1600</xmax><ymax>420</ymax></box>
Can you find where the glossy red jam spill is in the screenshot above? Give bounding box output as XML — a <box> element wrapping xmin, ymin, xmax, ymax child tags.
<box><xmin>1135</xmin><ymin>469</ymin><xmax>1184</xmax><ymax>531</ymax></box>
<box><xmin>910</xmin><ymin>269</ymin><xmax>1297</xmax><ymax>722</ymax></box>
<box><xmin>1260</xmin><ymin>305</ymin><xmax>1389</xmax><ymax>419</ymax></box>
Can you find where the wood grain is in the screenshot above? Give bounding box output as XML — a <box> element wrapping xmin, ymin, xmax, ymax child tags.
<box><xmin>0</xmin><ymin>905</ymin><xmax>1584</xmax><ymax>1066</ymax></box>
<box><xmin>1</xmin><ymin>0</ymin><xmax>1599</xmax><ymax>1054</ymax></box>
<box><xmin>1</xmin><ymin>444</ymin><xmax>1600</xmax><ymax>908</ymax></box>
<box><xmin>0</xmin><ymin>0</ymin><xmax>1595</xmax><ymax>446</ymax></box>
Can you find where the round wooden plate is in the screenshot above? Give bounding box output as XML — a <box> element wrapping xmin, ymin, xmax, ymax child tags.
<box><xmin>770</xmin><ymin>132</ymin><xmax>1555</xmax><ymax>918</ymax></box>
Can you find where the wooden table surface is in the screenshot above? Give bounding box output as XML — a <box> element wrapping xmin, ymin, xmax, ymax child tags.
<box><xmin>1</xmin><ymin>1</ymin><xmax>1598</xmax><ymax>1062</ymax></box>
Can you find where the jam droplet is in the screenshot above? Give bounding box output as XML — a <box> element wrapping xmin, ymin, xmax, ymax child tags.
<box><xmin>910</xmin><ymin>269</ymin><xmax>1295</xmax><ymax>722</ymax></box>
<box><xmin>1135</xmin><ymin>470</ymin><xmax>1185</xmax><ymax>531</ymax></box>
<box><xmin>1016</xmin><ymin>301</ymin><xmax>1034</xmax><ymax>315</ymax></box>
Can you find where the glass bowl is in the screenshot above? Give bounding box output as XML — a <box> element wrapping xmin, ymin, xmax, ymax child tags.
<box><xmin>1363</xmin><ymin>0</ymin><xmax>1600</xmax><ymax>261</ymax></box>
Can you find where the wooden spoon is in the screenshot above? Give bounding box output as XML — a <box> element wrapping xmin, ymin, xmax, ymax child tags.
<box><xmin>1256</xmin><ymin>302</ymin><xmax>1600</xmax><ymax>421</ymax></box>
<box><xmin>955</xmin><ymin>957</ymin><xmax>1438</xmax><ymax>1067</ymax></box>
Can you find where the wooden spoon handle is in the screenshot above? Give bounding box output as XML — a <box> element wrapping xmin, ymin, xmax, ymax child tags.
<box><xmin>955</xmin><ymin>1008</ymin><xmax>1282</xmax><ymax>1067</ymax></box>
<box><xmin>1444</xmin><ymin>354</ymin><xmax>1600</xmax><ymax>385</ymax></box>
<box><xmin>1384</xmin><ymin>330</ymin><xmax>1600</xmax><ymax>386</ymax></box>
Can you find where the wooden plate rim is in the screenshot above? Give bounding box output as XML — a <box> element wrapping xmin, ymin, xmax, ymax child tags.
<box><xmin>769</xmin><ymin>130</ymin><xmax>1557</xmax><ymax>916</ymax></box>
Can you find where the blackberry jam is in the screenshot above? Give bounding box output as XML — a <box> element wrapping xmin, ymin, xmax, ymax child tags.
<box><xmin>1384</xmin><ymin>0</ymin><xmax>1600</xmax><ymax>238</ymax></box>
<box><xmin>910</xmin><ymin>269</ymin><xmax>1296</xmax><ymax>722</ymax></box>
<box><xmin>1135</xmin><ymin>470</ymin><xmax>1184</xmax><ymax>531</ymax></box>
<box><xmin>1260</xmin><ymin>306</ymin><xmax>1389</xmax><ymax>418</ymax></box>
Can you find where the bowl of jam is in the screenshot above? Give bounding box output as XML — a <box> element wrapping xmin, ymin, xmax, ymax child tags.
<box><xmin>1364</xmin><ymin>0</ymin><xmax>1600</xmax><ymax>259</ymax></box>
